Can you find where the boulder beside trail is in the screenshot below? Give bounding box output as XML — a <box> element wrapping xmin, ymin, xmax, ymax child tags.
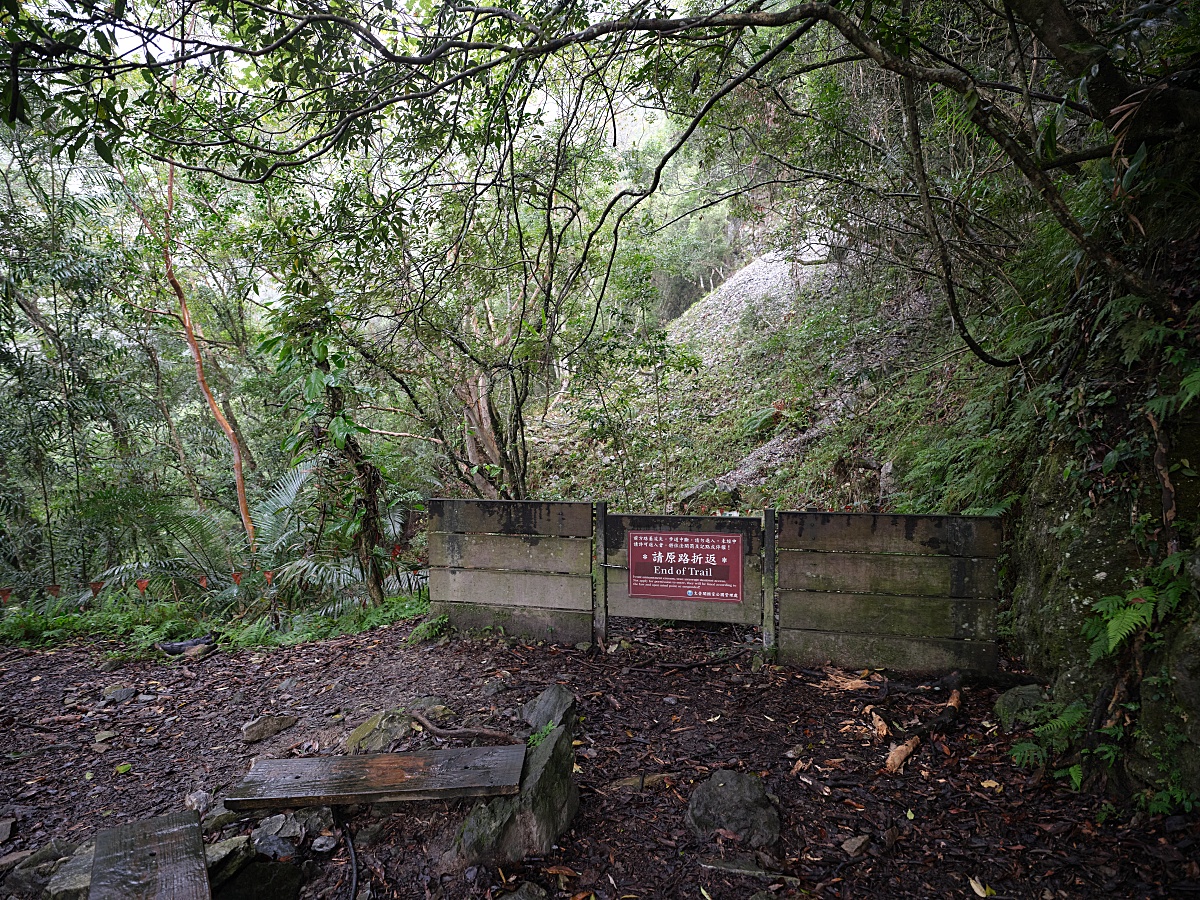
<box><xmin>451</xmin><ymin>686</ymin><xmax>580</xmax><ymax>867</ymax></box>
<box><xmin>345</xmin><ymin>708</ymin><xmax>413</xmax><ymax>753</ymax></box>
<box><xmin>686</xmin><ymin>770</ymin><xmax>780</xmax><ymax>849</ymax></box>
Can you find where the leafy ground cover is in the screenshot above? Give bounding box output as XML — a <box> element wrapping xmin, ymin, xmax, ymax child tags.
<box><xmin>1</xmin><ymin>620</ymin><xmax>1196</xmax><ymax>898</ymax></box>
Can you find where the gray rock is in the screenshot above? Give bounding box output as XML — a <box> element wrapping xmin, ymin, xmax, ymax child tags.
<box><xmin>0</xmin><ymin>849</ymin><xmax>33</xmax><ymax>874</ymax></box>
<box><xmin>2</xmin><ymin>838</ymin><xmax>78</xmax><ymax>896</ymax></box>
<box><xmin>297</xmin><ymin>807</ymin><xmax>334</xmax><ymax>835</ymax></box>
<box><xmin>311</xmin><ymin>835</ymin><xmax>338</xmax><ymax>853</ymax></box>
<box><xmin>252</xmin><ymin>814</ymin><xmax>300</xmax><ymax>842</ymax></box>
<box><xmin>251</xmin><ymin>832</ymin><xmax>297</xmax><ymax>862</ymax></box>
<box><xmin>504</xmin><ymin>884</ymin><xmax>548</xmax><ymax>900</ymax></box>
<box><xmin>203</xmin><ymin>801</ymin><xmax>249</xmax><ymax>834</ymax></box>
<box><xmin>679</xmin><ymin>478</ymin><xmax>717</xmax><ymax>505</ymax></box>
<box><xmin>104</xmin><ymin>687</ymin><xmax>136</xmax><ymax>704</ymax></box>
<box><xmin>994</xmin><ymin>684</ymin><xmax>1044</xmax><ymax>732</ymax></box>
<box><xmin>345</xmin><ymin>709</ymin><xmax>413</xmax><ymax>753</ymax></box>
<box><xmin>205</xmin><ymin>835</ymin><xmax>253</xmax><ymax>891</ymax></box>
<box><xmin>841</xmin><ymin>834</ymin><xmax>870</xmax><ymax>857</ymax></box>
<box><xmin>184</xmin><ymin>789</ymin><xmax>213</xmax><ymax>819</ymax></box>
<box><xmin>44</xmin><ymin>842</ymin><xmax>93</xmax><ymax>900</ymax></box>
<box><xmin>686</xmin><ymin>771</ymin><xmax>780</xmax><ymax>848</ymax></box>
<box><xmin>354</xmin><ymin>821</ymin><xmax>386</xmax><ymax>848</ymax></box>
<box><xmin>0</xmin><ymin>816</ymin><xmax>14</xmax><ymax>843</ymax></box>
<box><xmin>241</xmin><ymin>715</ymin><xmax>298</xmax><ymax>743</ymax></box>
<box><xmin>520</xmin><ymin>685</ymin><xmax>577</xmax><ymax>731</ymax></box>
<box><xmin>482</xmin><ymin>678</ymin><xmax>508</xmax><ymax>697</ymax></box>
<box><xmin>455</xmin><ymin>720</ymin><xmax>579</xmax><ymax>865</ymax></box>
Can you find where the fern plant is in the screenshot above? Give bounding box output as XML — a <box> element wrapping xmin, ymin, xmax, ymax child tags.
<box><xmin>1083</xmin><ymin>554</ymin><xmax>1191</xmax><ymax>663</ymax></box>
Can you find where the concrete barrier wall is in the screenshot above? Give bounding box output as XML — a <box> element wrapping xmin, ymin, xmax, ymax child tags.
<box><xmin>426</xmin><ymin>500</ymin><xmax>1002</xmax><ymax>672</ymax></box>
<box><xmin>427</xmin><ymin>499</ymin><xmax>595</xmax><ymax>644</ymax></box>
<box><xmin>775</xmin><ymin>512</ymin><xmax>1001</xmax><ymax>672</ymax></box>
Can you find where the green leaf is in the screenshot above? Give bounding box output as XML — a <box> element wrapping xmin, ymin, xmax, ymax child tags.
<box><xmin>302</xmin><ymin>369</ymin><xmax>327</xmax><ymax>402</ymax></box>
<box><xmin>93</xmin><ymin>134</ymin><xmax>114</xmax><ymax>166</ymax></box>
<box><xmin>114</xmin><ymin>762</ymin><xmax>132</xmax><ymax>774</ymax></box>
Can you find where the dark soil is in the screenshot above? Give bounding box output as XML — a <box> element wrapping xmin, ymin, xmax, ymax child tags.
<box><xmin>2</xmin><ymin>618</ymin><xmax>1197</xmax><ymax>899</ymax></box>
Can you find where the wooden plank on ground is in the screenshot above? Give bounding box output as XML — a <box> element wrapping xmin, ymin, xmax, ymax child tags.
<box><xmin>428</xmin><ymin>567</ymin><xmax>593</xmax><ymax>610</ymax></box>
<box><xmin>776</xmin><ymin>550</ymin><xmax>997</xmax><ymax>598</ymax></box>
<box><xmin>777</xmin><ymin>591</ymin><xmax>996</xmax><ymax>640</ymax></box>
<box><xmin>778</xmin><ymin>629</ymin><xmax>997</xmax><ymax>673</ymax></box>
<box><xmin>776</xmin><ymin>512</ymin><xmax>1002</xmax><ymax>557</ymax></box>
<box><xmin>429</xmin><ymin>532</ymin><xmax>592</xmax><ymax>574</ymax></box>
<box><xmin>430</xmin><ymin>499</ymin><xmax>593</xmax><ymax>537</ymax></box>
<box><xmin>606</xmin><ymin>573</ymin><xmax>763</xmax><ymax>625</ymax></box>
<box><xmin>88</xmin><ymin>810</ymin><xmax>210</xmax><ymax>900</ymax></box>
<box><xmin>430</xmin><ymin>600</ymin><xmax>593</xmax><ymax>644</ymax></box>
<box><xmin>225</xmin><ymin>746</ymin><xmax>526</xmax><ymax>811</ymax></box>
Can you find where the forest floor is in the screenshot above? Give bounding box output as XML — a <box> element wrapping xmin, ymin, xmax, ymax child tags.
<box><xmin>1</xmin><ymin>619</ymin><xmax>1197</xmax><ymax>900</ymax></box>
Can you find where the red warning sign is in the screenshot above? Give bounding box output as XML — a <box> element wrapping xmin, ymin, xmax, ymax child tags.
<box><xmin>627</xmin><ymin>531</ymin><xmax>743</xmax><ymax>603</ymax></box>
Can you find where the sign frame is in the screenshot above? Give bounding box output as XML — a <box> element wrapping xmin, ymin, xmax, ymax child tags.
<box><xmin>627</xmin><ymin>530</ymin><xmax>744</xmax><ymax>603</ymax></box>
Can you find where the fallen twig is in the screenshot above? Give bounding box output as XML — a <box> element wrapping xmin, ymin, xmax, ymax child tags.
<box><xmin>884</xmin><ymin>675</ymin><xmax>964</xmax><ymax>773</ymax></box>
<box><xmin>408</xmin><ymin>710</ymin><xmax>519</xmax><ymax>744</ymax></box>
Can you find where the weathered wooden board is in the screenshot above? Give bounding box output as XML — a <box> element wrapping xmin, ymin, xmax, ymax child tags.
<box><xmin>88</xmin><ymin>810</ymin><xmax>210</xmax><ymax>900</ymax></box>
<box><xmin>430</xmin><ymin>600</ymin><xmax>593</xmax><ymax>644</ymax></box>
<box><xmin>777</xmin><ymin>550</ymin><xmax>997</xmax><ymax>599</ymax></box>
<box><xmin>776</xmin><ymin>512</ymin><xmax>1002</xmax><ymax>557</ymax></box>
<box><xmin>605</xmin><ymin>514</ymin><xmax>763</xmax><ymax>557</ymax></box>
<box><xmin>428</xmin><ymin>567</ymin><xmax>593</xmax><ymax>610</ymax></box>
<box><xmin>429</xmin><ymin>532</ymin><xmax>592</xmax><ymax>575</ymax></box>
<box><xmin>778</xmin><ymin>591</ymin><xmax>996</xmax><ymax>640</ymax></box>
<box><xmin>607</xmin><ymin>573</ymin><xmax>763</xmax><ymax>625</ymax></box>
<box><xmin>778</xmin><ymin>629</ymin><xmax>997</xmax><ymax>673</ymax></box>
<box><xmin>430</xmin><ymin>499</ymin><xmax>593</xmax><ymax>538</ymax></box>
<box><xmin>225</xmin><ymin>746</ymin><xmax>526</xmax><ymax>810</ymax></box>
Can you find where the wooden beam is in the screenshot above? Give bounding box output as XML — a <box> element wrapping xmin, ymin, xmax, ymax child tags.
<box><xmin>88</xmin><ymin>811</ymin><xmax>210</xmax><ymax>900</ymax></box>
<box><xmin>431</xmin><ymin>600</ymin><xmax>593</xmax><ymax>644</ymax></box>
<box><xmin>225</xmin><ymin>747</ymin><xmax>526</xmax><ymax>811</ymax></box>
<box><xmin>429</xmin><ymin>499</ymin><xmax>593</xmax><ymax>537</ymax></box>
<box><xmin>762</xmin><ymin>508</ymin><xmax>776</xmax><ymax>650</ymax></box>
<box><xmin>776</xmin><ymin>512</ymin><xmax>1001</xmax><ymax>557</ymax></box>
<box><xmin>428</xmin><ymin>532</ymin><xmax>592</xmax><ymax>574</ymax></box>
<box><xmin>778</xmin><ymin>591</ymin><xmax>996</xmax><ymax>640</ymax></box>
<box><xmin>776</xmin><ymin>550</ymin><xmax>998</xmax><ymax>599</ymax></box>
<box><xmin>428</xmin><ymin>567</ymin><xmax>593</xmax><ymax>611</ymax></box>
<box><xmin>593</xmin><ymin>501</ymin><xmax>608</xmax><ymax>647</ymax></box>
<box><xmin>779</xmin><ymin>629</ymin><xmax>997</xmax><ymax>673</ymax></box>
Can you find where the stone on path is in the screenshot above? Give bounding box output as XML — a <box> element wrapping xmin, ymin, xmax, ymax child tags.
<box><xmin>1</xmin><ymin>837</ymin><xmax>78</xmax><ymax>896</ymax></box>
<box><xmin>205</xmin><ymin>835</ymin><xmax>253</xmax><ymax>891</ymax></box>
<box><xmin>520</xmin><ymin>684</ymin><xmax>576</xmax><ymax>731</ymax></box>
<box><xmin>453</xmin><ymin>686</ymin><xmax>580</xmax><ymax>866</ymax></box>
<box><xmin>686</xmin><ymin>770</ymin><xmax>780</xmax><ymax>848</ymax></box>
<box><xmin>203</xmin><ymin>801</ymin><xmax>248</xmax><ymax>834</ymax></box>
<box><xmin>345</xmin><ymin>709</ymin><xmax>412</xmax><ymax>753</ymax></box>
<box><xmin>504</xmin><ymin>883</ymin><xmax>548</xmax><ymax>900</ymax></box>
<box><xmin>841</xmin><ymin>834</ymin><xmax>871</xmax><ymax>857</ymax></box>
<box><xmin>994</xmin><ymin>683</ymin><xmax>1044</xmax><ymax>732</ymax></box>
<box><xmin>43</xmin><ymin>842</ymin><xmax>93</xmax><ymax>900</ymax></box>
<box><xmin>241</xmin><ymin>714</ymin><xmax>298</xmax><ymax>743</ymax></box>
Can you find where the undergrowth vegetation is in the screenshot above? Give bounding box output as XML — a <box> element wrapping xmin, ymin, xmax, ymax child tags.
<box><xmin>0</xmin><ymin>591</ymin><xmax>429</xmax><ymax>653</ymax></box>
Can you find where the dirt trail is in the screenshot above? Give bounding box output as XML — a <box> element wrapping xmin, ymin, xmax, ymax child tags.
<box><xmin>1</xmin><ymin>622</ymin><xmax>1195</xmax><ymax>898</ymax></box>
